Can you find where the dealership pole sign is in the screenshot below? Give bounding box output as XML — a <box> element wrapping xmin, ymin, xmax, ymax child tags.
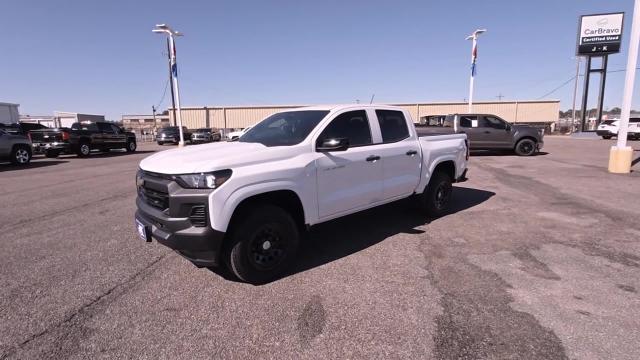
<box><xmin>577</xmin><ymin>12</ymin><xmax>624</xmax><ymax>55</ymax></box>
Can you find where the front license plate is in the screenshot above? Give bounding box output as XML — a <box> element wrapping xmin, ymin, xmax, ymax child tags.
<box><xmin>135</xmin><ymin>219</ymin><xmax>150</xmax><ymax>242</ymax></box>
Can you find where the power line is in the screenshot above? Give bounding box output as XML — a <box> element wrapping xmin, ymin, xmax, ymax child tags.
<box><xmin>156</xmin><ymin>78</ymin><xmax>170</xmax><ymax>109</ymax></box>
<box><xmin>536</xmin><ymin>67</ymin><xmax>640</xmax><ymax>99</ymax></box>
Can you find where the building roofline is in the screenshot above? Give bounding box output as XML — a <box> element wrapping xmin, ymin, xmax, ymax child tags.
<box><xmin>168</xmin><ymin>99</ymin><xmax>561</xmax><ymax>110</ymax></box>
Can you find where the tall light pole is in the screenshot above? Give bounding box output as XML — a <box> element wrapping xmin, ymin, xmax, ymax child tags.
<box><xmin>466</xmin><ymin>29</ymin><xmax>486</xmax><ymax>113</ymax></box>
<box><xmin>153</xmin><ymin>24</ymin><xmax>186</xmax><ymax>147</ymax></box>
<box><xmin>608</xmin><ymin>0</ymin><xmax>639</xmax><ymax>173</ymax></box>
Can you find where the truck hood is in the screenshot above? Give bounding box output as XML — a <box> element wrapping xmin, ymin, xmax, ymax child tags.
<box><xmin>139</xmin><ymin>141</ymin><xmax>291</xmax><ymax>174</ymax></box>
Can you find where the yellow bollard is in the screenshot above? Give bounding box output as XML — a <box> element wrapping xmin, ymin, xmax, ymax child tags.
<box><xmin>608</xmin><ymin>146</ymin><xmax>634</xmax><ymax>173</ymax></box>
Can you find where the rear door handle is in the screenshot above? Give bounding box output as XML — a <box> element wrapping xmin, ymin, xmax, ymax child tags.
<box><xmin>406</xmin><ymin>150</ymin><xmax>418</xmax><ymax>156</ymax></box>
<box><xmin>484</xmin><ymin>131</ymin><xmax>491</xmax><ymax>134</ymax></box>
<box><xmin>366</xmin><ymin>155</ymin><xmax>381</xmax><ymax>162</ymax></box>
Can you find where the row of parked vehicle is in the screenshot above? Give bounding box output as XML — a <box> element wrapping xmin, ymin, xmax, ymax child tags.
<box><xmin>155</xmin><ymin>126</ymin><xmax>251</xmax><ymax>145</ymax></box>
<box><xmin>0</xmin><ymin>121</ymin><xmax>138</xmax><ymax>165</ymax></box>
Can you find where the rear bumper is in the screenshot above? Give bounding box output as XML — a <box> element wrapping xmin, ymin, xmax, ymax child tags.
<box><xmin>32</xmin><ymin>142</ymin><xmax>71</xmax><ymax>154</ymax></box>
<box><xmin>135</xmin><ymin>172</ymin><xmax>225</xmax><ymax>267</ymax></box>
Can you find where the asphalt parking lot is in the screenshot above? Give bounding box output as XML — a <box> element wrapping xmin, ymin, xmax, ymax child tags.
<box><xmin>0</xmin><ymin>137</ymin><xmax>639</xmax><ymax>359</ymax></box>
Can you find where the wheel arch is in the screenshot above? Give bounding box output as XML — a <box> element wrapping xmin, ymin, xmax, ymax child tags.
<box><xmin>218</xmin><ymin>187</ymin><xmax>307</xmax><ymax>234</ymax></box>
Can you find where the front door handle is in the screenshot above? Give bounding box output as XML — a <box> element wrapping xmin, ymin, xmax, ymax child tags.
<box><xmin>406</xmin><ymin>150</ymin><xmax>418</xmax><ymax>156</ymax></box>
<box><xmin>366</xmin><ymin>155</ymin><xmax>381</xmax><ymax>162</ymax></box>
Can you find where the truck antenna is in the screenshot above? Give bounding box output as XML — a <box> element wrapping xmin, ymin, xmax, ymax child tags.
<box><xmin>369</xmin><ymin>94</ymin><xmax>375</xmax><ymax>104</ymax></box>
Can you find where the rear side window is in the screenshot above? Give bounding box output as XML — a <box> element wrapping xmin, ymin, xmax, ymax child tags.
<box><xmin>376</xmin><ymin>110</ymin><xmax>410</xmax><ymax>143</ymax></box>
<box><xmin>317</xmin><ymin>110</ymin><xmax>372</xmax><ymax>147</ymax></box>
<box><xmin>459</xmin><ymin>115</ymin><xmax>477</xmax><ymax>128</ymax></box>
<box><xmin>71</xmin><ymin>123</ymin><xmax>99</xmax><ymax>131</ymax></box>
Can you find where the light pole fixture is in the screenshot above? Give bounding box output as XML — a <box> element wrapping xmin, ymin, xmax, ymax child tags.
<box><xmin>153</xmin><ymin>24</ymin><xmax>186</xmax><ymax>147</ymax></box>
<box><xmin>466</xmin><ymin>29</ymin><xmax>486</xmax><ymax>113</ymax></box>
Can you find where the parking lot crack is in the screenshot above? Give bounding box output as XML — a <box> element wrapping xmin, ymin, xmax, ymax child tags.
<box><xmin>0</xmin><ymin>254</ymin><xmax>167</xmax><ymax>360</ymax></box>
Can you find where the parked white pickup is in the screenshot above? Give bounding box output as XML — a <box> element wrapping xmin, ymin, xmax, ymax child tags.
<box><xmin>135</xmin><ymin>104</ymin><xmax>469</xmax><ymax>283</ymax></box>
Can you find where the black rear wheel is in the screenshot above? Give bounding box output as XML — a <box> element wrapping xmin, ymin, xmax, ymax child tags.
<box><xmin>602</xmin><ymin>135</ymin><xmax>612</xmax><ymax>140</ymax></box>
<box><xmin>126</xmin><ymin>140</ymin><xmax>137</xmax><ymax>152</ymax></box>
<box><xmin>419</xmin><ymin>171</ymin><xmax>452</xmax><ymax>218</ymax></box>
<box><xmin>514</xmin><ymin>138</ymin><xmax>537</xmax><ymax>156</ymax></box>
<box><xmin>76</xmin><ymin>142</ymin><xmax>91</xmax><ymax>157</ymax></box>
<box><xmin>227</xmin><ymin>205</ymin><xmax>299</xmax><ymax>284</ymax></box>
<box><xmin>45</xmin><ymin>149</ymin><xmax>60</xmax><ymax>158</ymax></box>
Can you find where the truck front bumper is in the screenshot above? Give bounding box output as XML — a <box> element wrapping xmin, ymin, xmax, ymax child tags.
<box><xmin>135</xmin><ymin>172</ymin><xmax>225</xmax><ymax>267</ymax></box>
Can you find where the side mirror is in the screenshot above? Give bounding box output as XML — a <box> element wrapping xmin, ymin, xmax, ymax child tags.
<box><xmin>505</xmin><ymin>124</ymin><xmax>512</xmax><ymax>131</ymax></box>
<box><xmin>317</xmin><ymin>137</ymin><xmax>349</xmax><ymax>152</ymax></box>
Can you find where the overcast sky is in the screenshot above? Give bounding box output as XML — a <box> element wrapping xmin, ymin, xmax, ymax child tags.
<box><xmin>1</xmin><ymin>0</ymin><xmax>637</xmax><ymax>120</ymax></box>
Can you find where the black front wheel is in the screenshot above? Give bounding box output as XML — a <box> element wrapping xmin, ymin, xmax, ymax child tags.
<box><xmin>227</xmin><ymin>205</ymin><xmax>299</xmax><ymax>284</ymax></box>
<box><xmin>514</xmin><ymin>138</ymin><xmax>537</xmax><ymax>156</ymax></box>
<box><xmin>602</xmin><ymin>135</ymin><xmax>612</xmax><ymax>140</ymax></box>
<box><xmin>10</xmin><ymin>145</ymin><xmax>32</xmax><ymax>165</ymax></box>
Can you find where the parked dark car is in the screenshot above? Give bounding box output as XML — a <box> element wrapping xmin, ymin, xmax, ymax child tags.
<box><xmin>29</xmin><ymin>121</ymin><xmax>137</xmax><ymax>158</ymax></box>
<box><xmin>416</xmin><ymin>113</ymin><xmax>544</xmax><ymax>156</ymax></box>
<box><xmin>156</xmin><ymin>126</ymin><xmax>192</xmax><ymax>145</ymax></box>
<box><xmin>0</xmin><ymin>128</ymin><xmax>33</xmax><ymax>165</ymax></box>
<box><xmin>0</xmin><ymin>122</ymin><xmax>48</xmax><ymax>136</ymax></box>
<box><xmin>190</xmin><ymin>128</ymin><xmax>221</xmax><ymax>143</ymax></box>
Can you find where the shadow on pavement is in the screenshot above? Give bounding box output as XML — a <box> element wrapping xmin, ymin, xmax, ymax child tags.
<box><xmin>471</xmin><ymin>150</ymin><xmax>549</xmax><ymax>157</ymax></box>
<box><xmin>208</xmin><ymin>186</ymin><xmax>495</xmax><ymax>284</ymax></box>
<box><xmin>0</xmin><ymin>160</ymin><xmax>68</xmax><ymax>172</ymax></box>
<box><xmin>57</xmin><ymin>150</ymin><xmax>156</xmax><ymax>159</ymax></box>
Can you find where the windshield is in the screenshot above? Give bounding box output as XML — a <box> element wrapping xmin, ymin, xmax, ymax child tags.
<box><xmin>159</xmin><ymin>127</ymin><xmax>178</xmax><ymax>133</ymax></box>
<box><xmin>239</xmin><ymin>110</ymin><xmax>329</xmax><ymax>146</ymax></box>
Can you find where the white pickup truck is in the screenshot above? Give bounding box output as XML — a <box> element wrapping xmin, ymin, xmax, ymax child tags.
<box><xmin>135</xmin><ymin>104</ymin><xmax>468</xmax><ymax>283</ymax></box>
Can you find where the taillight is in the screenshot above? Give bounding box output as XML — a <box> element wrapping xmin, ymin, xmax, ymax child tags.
<box><xmin>27</xmin><ymin>132</ymin><xmax>32</xmax><ymax>142</ymax></box>
<box><xmin>62</xmin><ymin>131</ymin><xmax>70</xmax><ymax>141</ymax></box>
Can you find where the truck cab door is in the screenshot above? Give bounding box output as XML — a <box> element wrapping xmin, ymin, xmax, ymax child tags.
<box><xmin>457</xmin><ymin>115</ymin><xmax>488</xmax><ymax>149</ymax></box>
<box><xmin>372</xmin><ymin>109</ymin><xmax>421</xmax><ymax>200</ymax></box>
<box><xmin>482</xmin><ymin>116</ymin><xmax>513</xmax><ymax>148</ymax></box>
<box><xmin>315</xmin><ymin>110</ymin><xmax>383</xmax><ymax>218</ymax></box>
<box><xmin>110</xmin><ymin>124</ymin><xmax>127</xmax><ymax>147</ymax></box>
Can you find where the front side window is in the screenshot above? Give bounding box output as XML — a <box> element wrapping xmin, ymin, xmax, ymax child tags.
<box><xmin>240</xmin><ymin>110</ymin><xmax>329</xmax><ymax>147</ymax></box>
<box><xmin>484</xmin><ymin>116</ymin><xmax>507</xmax><ymax>129</ymax></box>
<box><xmin>376</xmin><ymin>110</ymin><xmax>409</xmax><ymax>143</ymax></box>
<box><xmin>316</xmin><ymin>110</ymin><xmax>372</xmax><ymax>147</ymax></box>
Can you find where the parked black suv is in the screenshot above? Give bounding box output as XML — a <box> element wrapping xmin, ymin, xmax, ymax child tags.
<box><xmin>29</xmin><ymin>121</ymin><xmax>137</xmax><ymax>157</ymax></box>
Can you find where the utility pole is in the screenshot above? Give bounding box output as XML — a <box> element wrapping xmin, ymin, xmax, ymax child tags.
<box><xmin>608</xmin><ymin>0</ymin><xmax>639</xmax><ymax>173</ymax></box>
<box><xmin>466</xmin><ymin>29</ymin><xmax>486</xmax><ymax>113</ymax></box>
<box><xmin>154</xmin><ymin>24</ymin><xmax>185</xmax><ymax>147</ymax></box>
<box><xmin>570</xmin><ymin>57</ymin><xmax>581</xmax><ymax>134</ymax></box>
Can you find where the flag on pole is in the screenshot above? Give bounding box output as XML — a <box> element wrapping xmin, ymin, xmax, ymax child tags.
<box><xmin>171</xmin><ymin>41</ymin><xmax>178</xmax><ymax>77</ymax></box>
<box><xmin>471</xmin><ymin>42</ymin><xmax>478</xmax><ymax>77</ymax></box>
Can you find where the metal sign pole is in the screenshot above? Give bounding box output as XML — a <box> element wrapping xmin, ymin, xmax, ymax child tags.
<box><xmin>608</xmin><ymin>1</ymin><xmax>638</xmax><ymax>173</ymax></box>
<box><xmin>579</xmin><ymin>56</ymin><xmax>592</xmax><ymax>132</ymax></box>
<box><xmin>595</xmin><ymin>55</ymin><xmax>608</xmax><ymax>127</ymax></box>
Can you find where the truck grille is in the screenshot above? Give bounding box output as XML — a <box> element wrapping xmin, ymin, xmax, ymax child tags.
<box><xmin>139</xmin><ymin>186</ymin><xmax>169</xmax><ymax>211</ymax></box>
<box><xmin>189</xmin><ymin>205</ymin><xmax>207</xmax><ymax>227</ymax></box>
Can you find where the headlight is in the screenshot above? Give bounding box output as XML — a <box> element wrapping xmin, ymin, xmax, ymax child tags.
<box><xmin>136</xmin><ymin>170</ymin><xmax>144</xmax><ymax>188</ymax></box>
<box><xmin>173</xmin><ymin>169</ymin><xmax>232</xmax><ymax>189</ymax></box>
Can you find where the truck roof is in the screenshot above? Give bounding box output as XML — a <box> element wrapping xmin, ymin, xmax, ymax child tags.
<box><xmin>281</xmin><ymin>104</ymin><xmax>405</xmax><ymax>113</ymax></box>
